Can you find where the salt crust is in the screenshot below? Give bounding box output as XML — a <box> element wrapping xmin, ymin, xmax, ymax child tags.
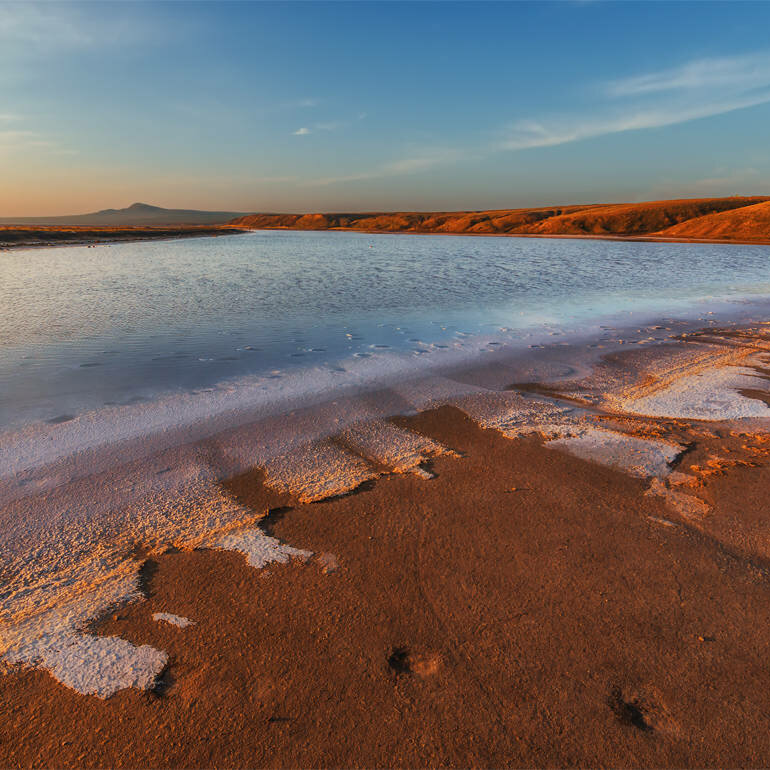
<box><xmin>549</xmin><ymin>428</ymin><xmax>683</xmax><ymax>479</ymax></box>
<box><xmin>2</xmin><ymin>348</ymin><xmax>769</xmax><ymax>698</ymax></box>
<box><xmin>214</xmin><ymin>529</ymin><xmax>312</xmax><ymax>569</ymax></box>
<box><xmin>342</xmin><ymin>420</ymin><xmax>457</xmax><ymax>473</ymax></box>
<box><xmin>0</xmin><ymin>422</ymin><xmax>448</xmax><ymax>698</ymax></box>
<box><xmin>152</xmin><ymin>612</ymin><xmax>195</xmax><ymax>628</ymax></box>
<box><xmin>622</xmin><ymin>365</ymin><xmax>770</xmax><ymax>420</ymax></box>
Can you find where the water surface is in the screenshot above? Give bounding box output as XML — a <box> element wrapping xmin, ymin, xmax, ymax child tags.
<box><xmin>2</xmin><ymin>230</ymin><xmax>769</xmax><ymax>430</ymax></box>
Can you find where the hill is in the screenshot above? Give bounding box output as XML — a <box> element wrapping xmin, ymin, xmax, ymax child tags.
<box><xmin>0</xmin><ymin>202</ymin><xmax>246</xmax><ymax>226</ymax></box>
<box><xmin>655</xmin><ymin>200</ymin><xmax>770</xmax><ymax>241</ymax></box>
<box><xmin>230</xmin><ymin>196</ymin><xmax>770</xmax><ymax>241</ymax></box>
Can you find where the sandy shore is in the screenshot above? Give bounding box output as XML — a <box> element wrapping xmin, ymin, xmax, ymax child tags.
<box><xmin>3</xmin><ymin>324</ymin><xmax>770</xmax><ymax>767</ymax></box>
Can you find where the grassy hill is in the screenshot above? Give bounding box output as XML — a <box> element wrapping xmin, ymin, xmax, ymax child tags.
<box><xmin>230</xmin><ymin>196</ymin><xmax>770</xmax><ymax>241</ymax></box>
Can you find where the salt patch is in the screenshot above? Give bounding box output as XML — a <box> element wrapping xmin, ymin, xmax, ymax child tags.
<box><xmin>0</xmin><ymin>570</ymin><xmax>165</xmax><ymax>699</ymax></box>
<box><xmin>623</xmin><ymin>365</ymin><xmax>770</xmax><ymax>420</ymax></box>
<box><xmin>548</xmin><ymin>428</ymin><xmax>683</xmax><ymax>478</ymax></box>
<box><xmin>35</xmin><ymin>635</ymin><xmax>167</xmax><ymax>699</ymax></box>
<box><xmin>214</xmin><ymin>529</ymin><xmax>312</xmax><ymax>569</ymax></box>
<box><xmin>263</xmin><ymin>440</ymin><xmax>378</xmax><ymax>503</ymax></box>
<box><xmin>152</xmin><ymin>612</ymin><xmax>194</xmax><ymax>628</ymax></box>
<box><xmin>453</xmin><ymin>391</ymin><xmax>584</xmax><ymax>439</ymax></box>
<box><xmin>341</xmin><ymin>420</ymin><xmax>456</xmax><ymax>474</ymax></box>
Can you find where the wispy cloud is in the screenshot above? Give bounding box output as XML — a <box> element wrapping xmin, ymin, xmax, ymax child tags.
<box><xmin>0</xmin><ymin>128</ymin><xmax>56</xmax><ymax>153</ymax></box>
<box><xmin>500</xmin><ymin>51</ymin><xmax>770</xmax><ymax>151</ymax></box>
<box><xmin>0</xmin><ymin>2</ymin><xmax>165</xmax><ymax>54</ymax></box>
<box><xmin>501</xmin><ymin>90</ymin><xmax>770</xmax><ymax>150</ymax></box>
<box><xmin>605</xmin><ymin>52</ymin><xmax>770</xmax><ymax>97</ymax></box>
<box><xmin>0</xmin><ymin>4</ymin><xmax>92</xmax><ymax>48</ymax></box>
<box><xmin>0</xmin><ymin>118</ymin><xmax>70</xmax><ymax>156</ymax></box>
<box><xmin>650</xmin><ymin>166</ymin><xmax>766</xmax><ymax>199</ymax></box>
<box><xmin>303</xmin><ymin>148</ymin><xmax>464</xmax><ymax>186</ymax></box>
<box><xmin>291</xmin><ymin>113</ymin><xmax>365</xmax><ymax>136</ymax></box>
<box><xmin>297</xmin><ymin>52</ymin><xmax>770</xmax><ymax>186</ymax></box>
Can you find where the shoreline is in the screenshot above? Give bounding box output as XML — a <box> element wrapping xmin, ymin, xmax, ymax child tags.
<box><xmin>244</xmin><ymin>226</ymin><xmax>770</xmax><ymax>247</ymax></box>
<box><xmin>2</xmin><ymin>224</ymin><xmax>769</xmax><ymax>251</ymax></box>
<box><xmin>0</xmin><ymin>225</ymin><xmax>244</xmax><ymax>251</ymax></box>
<box><xmin>2</xmin><ymin>299</ymin><xmax>761</xmax><ymax>491</ymax></box>
<box><xmin>3</xmin><ymin>317</ymin><xmax>770</xmax><ymax>765</ymax></box>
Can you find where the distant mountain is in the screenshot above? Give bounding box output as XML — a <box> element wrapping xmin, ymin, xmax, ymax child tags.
<box><xmin>0</xmin><ymin>202</ymin><xmax>247</xmax><ymax>226</ymax></box>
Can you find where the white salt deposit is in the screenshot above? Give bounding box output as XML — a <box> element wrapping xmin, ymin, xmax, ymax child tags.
<box><xmin>214</xmin><ymin>529</ymin><xmax>312</xmax><ymax>569</ymax></box>
<box><xmin>622</xmin><ymin>364</ymin><xmax>770</xmax><ymax>420</ymax></box>
<box><xmin>1</xmin><ymin>334</ymin><xmax>769</xmax><ymax>699</ymax></box>
<box><xmin>263</xmin><ymin>440</ymin><xmax>379</xmax><ymax>503</ymax></box>
<box><xmin>35</xmin><ymin>635</ymin><xmax>167</xmax><ymax>699</ymax></box>
<box><xmin>0</xmin><ymin>569</ymin><xmax>164</xmax><ymax>699</ymax></box>
<box><xmin>548</xmin><ymin>428</ymin><xmax>683</xmax><ymax>478</ymax></box>
<box><xmin>451</xmin><ymin>390</ymin><xmax>585</xmax><ymax>439</ymax></box>
<box><xmin>152</xmin><ymin>612</ymin><xmax>195</xmax><ymax>628</ymax></box>
<box><xmin>341</xmin><ymin>420</ymin><xmax>456</xmax><ymax>474</ymax></box>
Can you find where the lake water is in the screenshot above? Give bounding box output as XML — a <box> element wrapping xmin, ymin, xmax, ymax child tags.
<box><xmin>2</xmin><ymin>230</ymin><xmax>770</xmax><ymax>431</ymax></box>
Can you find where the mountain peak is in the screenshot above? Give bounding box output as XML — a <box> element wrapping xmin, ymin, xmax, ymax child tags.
<box><xmin>126</xmin><ymin>202</ymin><xmax>162</xmax><ymax>212</ymax></box>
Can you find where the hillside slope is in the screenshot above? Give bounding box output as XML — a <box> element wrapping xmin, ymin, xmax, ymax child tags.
<box><xmin>518</xmin><ymin>198</ymin><xmax>769</xmax><ymax>236</ymax></box>
<box><xmin>230</xmin><ymin>196</ymin><xmax>770</xmax><ymax>240</ymax></box>
<box><xmin>654</xmin><ymin>200</ymin><xmax>770</xmax><ymax>241</ymax></box>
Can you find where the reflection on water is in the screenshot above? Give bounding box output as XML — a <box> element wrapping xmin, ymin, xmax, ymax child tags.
<box><xmin>2</xmin><ymin>230</ymin><xmax>770</xmax><ymax>428</ymax></box>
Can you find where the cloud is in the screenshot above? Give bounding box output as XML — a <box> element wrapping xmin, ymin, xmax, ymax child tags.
<box><xmin>0</xmin><ymin>2</ymin><xmax>170</xmax><ymax>65</ymax></box>
<box><xmin>299</xmin><ymin>52</ymin><xmax>770</xmax><ymax>187</ymax></box>
<box><xmin>292</xmin><ymin>117</ymin><xmax>360</xmax><ymax>136</ymax></box>
<box><xmin>605</xmin><ymin>52</ymin><xmax>770</xmax><ymax>97</ymax></box>
<box><xmin>0</xmin><ymin>4</ymin><xmax>92</xmax><ymax>48</ymax></box>
<box><xmin>500</xmin><ymin>51</ymin><xmax>770</xmax><ymax>151</ymax></box>
<box><xmin>0</xmin><ymin>118</ymin><xmax>70</xmax><ymax>156</ymax></box>
<box><xmin>501</xmin><ymin>89</ymin><xmax>770</xmax><ymax>150</ymax></box>
<box><xmin>0</xmin><ymin>129</ymin><xmax>56</xmax><ymax>153</ymax></box>
<box><xmin>650</xmin><ymin>167</ymin><xmax>766</xmax><ymax>199</ymax></box>
<box><xmin>303</xmin><ymin>148</ymin><xmax>464</xmax><ymax>186</ymax></box>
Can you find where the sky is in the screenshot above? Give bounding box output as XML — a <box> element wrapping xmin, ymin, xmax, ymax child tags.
<box><xmin>2</xmin><ymin>0</ymin><xmax>770</xmax><ymax>216</ymax></box>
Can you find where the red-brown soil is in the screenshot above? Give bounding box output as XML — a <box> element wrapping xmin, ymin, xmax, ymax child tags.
<box><xmin>4</xmin><ymin>401</ymin><xmax>770</xmax><ymax>767</ymax></box>
<box><xmin>230</xmin><ymin>196</ymin><xmax>770</xmax><ymax>241</ymax></box>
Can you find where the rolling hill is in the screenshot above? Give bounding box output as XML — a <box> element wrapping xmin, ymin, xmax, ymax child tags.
<box><xmin>656</xmin><ymin>200</ymin><xmax>770</xmax><ymax>241</ymax></box>
<box><xmin>230</xmin><ymin>196</ymin><xmax>770</xmax><ymax>241</ymax></box>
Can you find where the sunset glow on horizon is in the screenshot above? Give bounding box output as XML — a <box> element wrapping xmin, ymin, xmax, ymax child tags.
<box><xmin>2</xmin><ymin>0</ymin><xmax>770</xmax><ymax>216</ymax></box>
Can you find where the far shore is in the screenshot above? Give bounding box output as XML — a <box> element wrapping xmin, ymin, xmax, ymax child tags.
<box><xmin>0</xmin><ymin>225</ymin><xmax>246</xmax><ymax>250</ymax></box>
<box><xmin>2</xmin><ymin>224</ymin><xmax>769</xmax><ymax>251</ymax></box>
<box><xmin>4</xmin><ymin>196</ymin><xmax>769</xmax><ymax>249</ymax></box>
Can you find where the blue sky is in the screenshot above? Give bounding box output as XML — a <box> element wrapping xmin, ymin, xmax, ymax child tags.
<box><xmin>2</xmin><ymin>0</ymin><xmax>770</xmax><ymax>215</ymax></box>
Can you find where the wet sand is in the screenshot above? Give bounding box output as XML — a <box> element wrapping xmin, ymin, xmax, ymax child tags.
<box><xmin>3</xmin><ymin>326</ymin><xmax>770</xmax><ymax>767</ymax></box>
